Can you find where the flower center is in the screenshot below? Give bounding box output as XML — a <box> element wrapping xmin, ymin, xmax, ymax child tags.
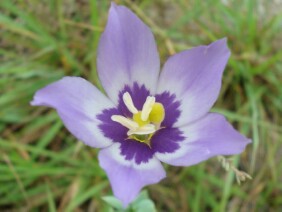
<box><xmin>111</xmin><ymin>92</ymin><xmax>165</xmax><ymax>144</ymax></box>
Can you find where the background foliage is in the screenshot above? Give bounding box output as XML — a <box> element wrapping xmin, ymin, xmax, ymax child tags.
<box><xmin>1</xmin><ymin>0</ymin><xmax>282</xmax><ymax>211</ymax></box>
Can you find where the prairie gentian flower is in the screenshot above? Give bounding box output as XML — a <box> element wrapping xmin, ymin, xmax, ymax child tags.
<box><xmin>31</xmin><ymin>3</ymin><xmax>250</xmax><ymax>207</ymax></box>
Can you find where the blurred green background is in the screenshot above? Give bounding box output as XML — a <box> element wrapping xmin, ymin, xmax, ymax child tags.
<box><xmin>1</xmin><ymin>0</ymin><xmax>282</xmax><ymax>211</ymax></box>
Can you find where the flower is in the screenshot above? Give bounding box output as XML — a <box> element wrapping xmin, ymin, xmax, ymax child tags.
<box><xmin>31</xmin><ymin>2</ymin><xmax>251</xmax><ymax>208</ymax></box>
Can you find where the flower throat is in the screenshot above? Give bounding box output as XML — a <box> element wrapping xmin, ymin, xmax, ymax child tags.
<box><xmin>111</xmin><ymin>92</ymin><xmax>165</xmax><ymax>145</ymax></box>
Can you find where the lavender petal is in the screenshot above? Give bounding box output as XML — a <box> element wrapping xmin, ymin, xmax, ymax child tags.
<box><xmin>155</xmin><ymin>113</ymin><xmax>251</xmax><ymax>166</ymax></box>
<box><xmin>157</xmin><ymin>38</ymin><xmax>230</xmax><ymax>126</ymax></box>
<box><xmin>31</xmin><ymin>77</ymin><xmax>114</xmax><ymax>148</ymax></box>
<box><xmin>99</xmin><ymin>143</ymin><xmax>166</xmax><ymax>208</ymax></box>
<box><xmin>97</xmin><ymin>3</ymin><xmax>160</xmax><ymax>103</ymax></box>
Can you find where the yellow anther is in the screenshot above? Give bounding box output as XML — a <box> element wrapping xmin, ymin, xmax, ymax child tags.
<box><xmin>149</xmin><ymin>102</ymin><xmax>165</xmax><ymax>124</ymax></box>
<box><xmin>133</xmin><ymin>112</ymin><xmax>150</xmax><ymax>127</ymax></box>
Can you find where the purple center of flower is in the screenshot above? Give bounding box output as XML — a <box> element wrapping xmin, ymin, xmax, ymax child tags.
<box><xmin>97</xmin><ymin>83</ymin><xmax>185</xmax><ymax>164</ymax></box>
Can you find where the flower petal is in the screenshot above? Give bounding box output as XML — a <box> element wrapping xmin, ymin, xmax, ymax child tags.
<box><xmin>157</xmin><ymin>38</ymin><xmax>230</xmax><ymax>126</ymax></box>
<box><xmin>31</xmin><ymin>77</ymin><xmax>114</xmax><ymax>148</ymax></box>
<box><xmin>97</xmin><ymin>3</ymin><xmax>160</xmax><ymax>103</ymax></box>
<box><xmin>99</xmin><ymin>143</ymin><xmax>166</xmax><ymax>208</ymax></box>
<box><xmin>155</xmin><ymin>113</ymin><xmax>251</xmax><ymax>166</ymax></box>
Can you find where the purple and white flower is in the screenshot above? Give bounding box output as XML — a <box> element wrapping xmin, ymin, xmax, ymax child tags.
<box><xmin>31</xmin><ymin>3</ymin><xmax>250</xmax><ymax>208</ymax></box>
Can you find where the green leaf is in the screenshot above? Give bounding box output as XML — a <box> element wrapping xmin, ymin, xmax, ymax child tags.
<box><xmin>102</xmin><ymin>196</ymin><xmax>124</xmax><ymax>210</ymax></box>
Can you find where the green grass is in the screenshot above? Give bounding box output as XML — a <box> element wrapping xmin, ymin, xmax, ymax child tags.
<box><xmin>1</xmin><ymin>0</ymin><xmax>282</xmax><ymax>211</ymax></box>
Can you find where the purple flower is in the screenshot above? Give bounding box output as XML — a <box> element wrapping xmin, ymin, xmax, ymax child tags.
<box><xmin>31</xmin><ymin>3</ymin><xmax>250</xmax><ymax>208</ymax></box>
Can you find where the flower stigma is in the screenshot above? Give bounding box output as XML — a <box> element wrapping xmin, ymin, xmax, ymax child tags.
<box><xmin>111</xmin><ymin>92</ymin><xmax>165</xmax><ymax>145</ymax></box>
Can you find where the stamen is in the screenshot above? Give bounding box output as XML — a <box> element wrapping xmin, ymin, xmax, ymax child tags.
<box><xmin>123</xmin><ymin>92</ymin><xmax>138</xmax><ymax>114</ymax></box>
<box><xmin>111</xmin><ymin>115</ymin><xmax>139</xmax><ymax>131</ymax></box>
<box><xmin>141</xmin><ymin>96</ymin><xmax>155</xmax><ymax>121</ymax></box>
<box><xmin>111</xmin><ymin>93</ymin><xmax>165</xmax><ymax>144</ymax></box>
<box><xmin>127</xmin><ymin>124</ymin><xmax>156</xmax><ymax>136</ymax></box>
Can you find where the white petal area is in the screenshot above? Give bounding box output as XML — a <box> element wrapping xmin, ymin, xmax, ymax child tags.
<box><xmin>97</xmin><ymin>3</ymin><xmax>160</xmax><ymax>103</ymax></box>
<box><xmin>157</xmin><ymin>38</ymin><xmax>230</xmax><ymax>126</ymax></box>
<box><xmin>155</xmin><ymin>113</ymin><xmax>251</xmax><ymax>166</ymax></box>
<box><xmin>31</xmin><ymin>77</ymin><xmax>114</xmax><ymax>148</ymax></box>
<box><xmin>99</xmin><ymin>143</ymin><xmax>166</xmax><ymax>208</ymax></box>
